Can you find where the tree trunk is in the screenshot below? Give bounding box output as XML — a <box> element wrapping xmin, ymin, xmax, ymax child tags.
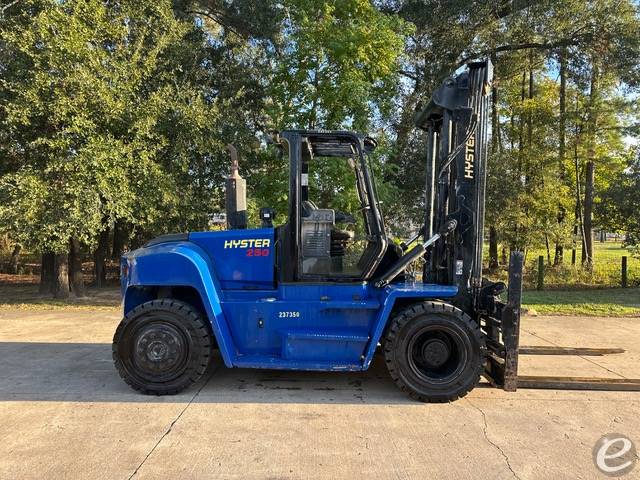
<box><xmin>489</xmin><ymin>226</ymin><xmax>499</xmax><ymax>270</ymax></box>
<box><xmin>94</xmin><ymin>227</ymin><xmax>109</xmax><ymax>288</ymax></box>
<box><xmin>518</xmin><ymin>70</ymin><xmax>526</xmax><ymax>176</ymax></box>
<box><xmin>510</xmin><ymin>111</ymin><xmax>515</xmax><ymax>151</ymax></box>
<box><xmin>527</xmin><ymin>64</ymin><xmax>534</xmax><ymax>147</ymax></box>
<box><xmin>526</xmin><ymin>62</ymin><xmax>535</xmax><ymax>187</ymax></box>
<box><xmin>545</xmin><ymin>234</ymin><xmax>551</xmax><ymax>265</ymax></box>
<box><xmin>9</xmin><ymin>244</ymin><xmax>21</xmax><ymax>274</ymax></box>
<box><xmin>68</xmin><ymin>237</ymin><xmax>85</xmax><ymax>297</ymax></box>
<box><xmin>554</xmin><ymin>238</ymin><xmax>564</xmax><ymax>266</ymax></box>
<box><xmin>111</xmin><ymin>220</ymin><xmax>126</xmax><ymax>259</ymax></box>
<box><xmin>554</xmin><ymin>229</ymin><xmax>564</xmax><ymax>264</ymax></box>
<box><xmin>583</xmin><ymin>63</ymin><xmax>599</xmax><ymax>265</ymax></box>
<box><xmin>572</xmin><ymin>201</ymin><xmax>579</xmax><ymax>266</ymax></box>
<box><xmin>307</xmin><ymin>66</ymin><xmax>320</xmax><ymax>129</ymax></box>
<box><xmin>39</xmin><ymin>252</ymin><xmax>55</xmax><ymax>295</ymax></box>
<box><xmin>54</xmin><ymin>253</ymin><xmax>70</xmax><ymax>299</ymax></box>
<box><xmin>583</xmin><ymin>160</ymin><xmax>595</xmax><ymax>265</ymax></box>
<box><xmin>558</xmin><ymin>48</ymin><xmax>567</xmax><ymax>173</ymax></box>
<box><xmin>573</xmin><ymin>91</ymin><xmax>585</xmax><ymax>266</ymax></box>
<box><xmin>491</xmin><ymin>80</ymin><xmax>500</xmax><ymax>154</ymax></box>
<box><xmin>488</xmin><ymin>72</ymin><xmax>500</xmax><ymax>273</ymax></box>
<box><xmin>554</xmin><ymin>47</ymin><xmax>568</xmax><ymax>265</ymax></box>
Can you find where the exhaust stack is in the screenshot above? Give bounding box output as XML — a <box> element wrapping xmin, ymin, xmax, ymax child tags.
<box><xmin>225</xmin><ymin>144</ymin><xmax>247</xmax><ymax>230</ymax></box>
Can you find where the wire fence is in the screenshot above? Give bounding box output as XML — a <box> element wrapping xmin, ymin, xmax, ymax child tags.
<box><xmin>483</xmin><ymin>241</ymin><xmax>640</xmax><ymax>290</ymax></box>
<box><xmin>527</xmin><ymin>255</ymin><xmax>639</xmax><ymax>290</ymax></box>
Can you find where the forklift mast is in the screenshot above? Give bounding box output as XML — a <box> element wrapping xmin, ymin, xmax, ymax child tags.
<box><xmin>415</xmin><ymin>59</ymin><xmax>523</xmax><ymax>390</ymax></box>
<box><xmin>415</xmin><ymin>59</ymin><xmax>493</xmax><ymax>315</ymax></box>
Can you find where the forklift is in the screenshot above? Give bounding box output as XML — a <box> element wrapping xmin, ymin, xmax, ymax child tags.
<box><xmin>112</xmin><ymin>59</ymin><xmax>640</xmax><ymax>401</ymax></box>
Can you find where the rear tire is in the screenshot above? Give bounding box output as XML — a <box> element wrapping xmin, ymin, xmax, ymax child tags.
<box><xmin>384</xmin><ymin>301</ymin><xmax>485</xmax><ymax>402</ymax></box>
<box><xmin>113</xmin><ymin>299</ymin><xmax>213</xmax><ymax>395</ymax></box>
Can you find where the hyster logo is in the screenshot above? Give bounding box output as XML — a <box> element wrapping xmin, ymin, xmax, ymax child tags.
<box><xmin>224</xmin><ymin>238</ymin><xmax>271</xmax><ymax>249</ymax></box>
<box><xmin>465</xmin><ymin>134</ymin><xmax>475</xmax><ymax>179</ymax></box>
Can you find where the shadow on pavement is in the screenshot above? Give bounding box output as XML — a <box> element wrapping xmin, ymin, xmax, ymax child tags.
<box><xmin>0</xmin><ymin>341</ymin><xmax>428</xmax><ymax>405</ymax></box>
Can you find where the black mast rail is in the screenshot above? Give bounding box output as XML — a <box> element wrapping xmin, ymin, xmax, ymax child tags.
<box><xmin>415</xmin><ymin>59</ymin><xmax>493</xmax><ymax>314</ymax></box>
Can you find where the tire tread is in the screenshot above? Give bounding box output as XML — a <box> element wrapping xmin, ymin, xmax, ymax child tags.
<box><xmin>112</xmin><ymin>299</ymin><xmax>212</xmax><ymax>395</ymax></box>
<box><xmin>383</xmin><ymin>301</ymin><xmax>485</xmax><ymax>403</ymax></box>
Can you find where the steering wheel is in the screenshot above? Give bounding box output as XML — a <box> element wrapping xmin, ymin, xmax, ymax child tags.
<box><xmin>335</xmin><ymin>210</ymin><xmax>356</xmax><ymax>224</ymax></box>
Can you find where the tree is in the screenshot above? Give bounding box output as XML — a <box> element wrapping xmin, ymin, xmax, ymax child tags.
<box><xmin>267</xmin><ymin>0</ymin><xmax>408</xmax><ymax>131</ymax></box>
<box><xmin>564</xmin><ymin>0</ymin><xmax>640</xmax><ymax>264</ymax></box>
<box><xmin>0</xmin><ymin>0</ymin><xmax>236</xmax><ymax>294</ymax></box>
<box><xmin>239</xmin><ymin>0</ymin><xmax>410</xmax><ymax>230</ymax></box>
<box><xmin>597</xmin><ymin>150</ymin><xmax>640</xmax><ymax>257</ymax></box>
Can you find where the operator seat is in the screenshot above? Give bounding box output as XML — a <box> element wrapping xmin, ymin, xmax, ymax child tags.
<box><xmin>300</xmin><ymin>200</ymin><xmax>354</xmax><ymax>274</ymax></box>
<box><xmin>301</xmin><ymin>200</ymin><xmax>319</xmax><ymax>218</ymax></box>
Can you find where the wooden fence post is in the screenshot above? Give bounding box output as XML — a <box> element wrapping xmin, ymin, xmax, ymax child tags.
<box><xmin>622</xmin><ymin>256</ymin><xmax>628</xmax><ymax>288</ymax></box>
<box><xmin>537</xmin><ymin>255</ymin><xmax>544</xmax><ymax>291</ymax></box>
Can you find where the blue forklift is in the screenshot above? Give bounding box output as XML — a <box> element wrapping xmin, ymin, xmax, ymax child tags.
<box><xmin>114</xmin><ymin>60</ymin><xmax>639</xmax><ymax>401</ymax></box>
<box><xmin>112</xmin><ymin>59</ymin><xmax>519</xmax><ymax>402</ymax></box>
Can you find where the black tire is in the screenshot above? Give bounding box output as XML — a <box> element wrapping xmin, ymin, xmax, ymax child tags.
<box><xmin>384</xmin><ymin>301</ymin><xmax>485</xmax><ymax>403</ymax></box>
<box><xmin>113</xmin><ymin>299</ymin><xmax>213</xmax><ymax>395</ymax></box>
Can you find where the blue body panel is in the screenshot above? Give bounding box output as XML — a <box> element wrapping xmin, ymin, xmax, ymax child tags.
<box><xmin>123</xmin><ymin>241</ymin><xmax>236</xmax><ymax>367</ymax></box>
<box><xmin>121</xmin><ymin>230</ymin><xmax>458</xmax><ymax>372</ymax></box>
<box><xmin>189</xmin><ymin>229</ymin><xmax>275</xmax><ymax>289</ymax></box>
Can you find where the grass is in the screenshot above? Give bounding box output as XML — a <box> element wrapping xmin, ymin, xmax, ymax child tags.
<box><xmin>588</xmin><ymin>242</ymin><xmax>635</xmax><ymax>261</ymax></box>
<box><xmin>522</xmin><ymin>288</ymin><xmax>640</xmax><ymax>316</ymax></box>
<box><xmin>486</xmin><ymin>241</ymin><xmax>639</xmax><ymax>289</ymax></box>
<box><xmin>0</xmin><ymin>282</ymin><xmax>121</xmax><ymax>311</ymax></box>
<box><xmin>528</xmin><ymin>242</ymin><xmax>639</xmax><ymax>289</ymax></box>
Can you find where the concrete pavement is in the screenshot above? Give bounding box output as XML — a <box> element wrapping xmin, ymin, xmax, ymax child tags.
<box><xmin>0</xmin><ymin>308</ymin><xmax>639</xmax><ymax>479</ymax></box>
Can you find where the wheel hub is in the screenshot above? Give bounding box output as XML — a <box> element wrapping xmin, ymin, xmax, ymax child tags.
<box><xmin>407</xmin><ymin>325</ymin><xmax>466</xmax><ymax>384</ymax></box>
<box><xmin>133</xmin><ymin>324</ymin><xmax>185</xmax><ymax>375</ymax></box>
<box><xmin>147</xmin><ymin>340</ymin><xmax>169</xmax><ymax>361</ymax></box>
<box><xmin>421</xmin><ymin>338</ymin><xmax>450</xmax><ymax>368</ymax></box>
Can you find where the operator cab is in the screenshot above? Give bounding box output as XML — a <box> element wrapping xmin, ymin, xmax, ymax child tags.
<box><xmin>276</xmin><ymin>130</ymin><xmax>391</xmax><ymax>283</ymax></box>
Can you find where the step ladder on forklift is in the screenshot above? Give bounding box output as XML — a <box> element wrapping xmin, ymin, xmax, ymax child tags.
<box><xmin>483</xmin><ymin>252</ymin><xmax>640</xmax><ymax>392</ymax></box>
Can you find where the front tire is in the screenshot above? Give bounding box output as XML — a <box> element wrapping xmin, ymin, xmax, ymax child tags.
<box><xmin>384</xmin><ymin>301</ymin><xmax>485</xmax><ymax>403</ymax></box>
<box><xmin>113</xmin><ymin>299</ymin><xmax>213</xmax><ymax>395</ymax></box>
